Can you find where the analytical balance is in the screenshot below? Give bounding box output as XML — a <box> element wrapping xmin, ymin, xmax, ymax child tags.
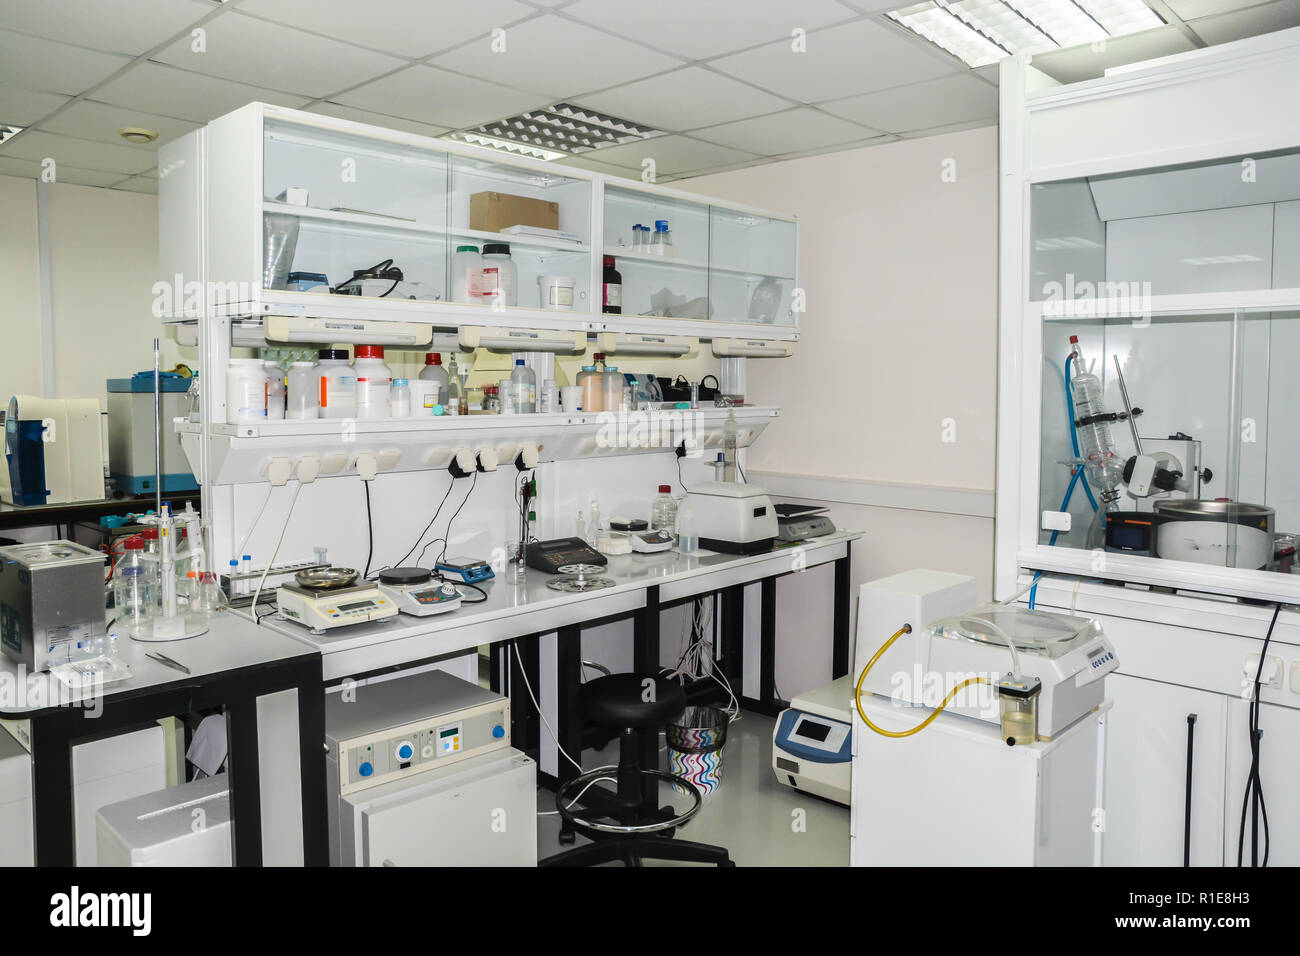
<box><xmin>276</xmin><ymin>567</ymin><xmax>398</xmax><ymax>632</ymax></box>
<box><xmin>375</xmin><ymin>567</ymin><xmax>463</xmax><ymax>617</ymax></box>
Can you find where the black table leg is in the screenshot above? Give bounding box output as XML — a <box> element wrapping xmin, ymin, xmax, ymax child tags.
<box><xmin>634</xmin><ymin>586</ymin><xmax>661</xmax><ymax>806</ymax></box>
<box><xmin>556</xmin><ymin>625</ymin><xmax>583</xmax><ymax>786</ymax></box>
<box><xmin>833</xmin><ymin>546</ymin><xmax>853</xmax><ymax>679</ymax></box>
<box><xmin>760</xmin><ymin>576</ymin><xmax>778</xmax><ymax>707</ymax></box>
<box><xmin>294</xmin><ymin>659</ymin><xmax>329</xmax><ymax>866</ymax></box>
<box><xmin>29</xmin><ymin>715</ymin><xmax>75</xmax><ymax>866</ymax></box>
<box><xmin>225</xmin><ymin>697</ymin><xmax>264</xmax><ymax>866</ymax></box>
<box><xmin>720</xmin><ymin>584</ymin><xmax>745</xmax><ymax>693</ymax></box>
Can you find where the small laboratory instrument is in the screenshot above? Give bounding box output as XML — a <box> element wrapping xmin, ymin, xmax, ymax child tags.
<box><xmin>434</xmin><ymin>557</ymin><xmax>495</xmax><ymax>584</ymax></box>
<box><xmin>683</xmin><ymin>481</ymin><xmax>778</xmax><ymax>555</ymax></box>
<box><xmin>774</xmin><ymin>503</ymin><xmax>837</xmax><ymax>542</ymax></box>
<box><xmin>630</xmin><ymin>530</ymin><xmax>675</xmax><ymax>553</ymax></box>
<box><xmin>96</xmin><ymin>774</ymin><xmax>231</xmax><ymax>867</ymax></box>
<box><xmin>144</xmin><ymin>651</ymin><xmax>191</xmax><ymax>675</ymax></box>
<box><xmin>610</xmin><ymin>516</ymin><xmax>649</xmax><ymax>532</ymax></box>
<box><xmin>1154</xmin><ymin>498</ymin><xmax>1275</xmax><ymax>570</ymax></box>
<box><xmin>0</xmin><ymin>541</ymin><xmax>105</xmax><ymax>672</ymax></box>
<box><xmin>772</xmin><ymin>676</ymin><xmax>853</xmax><ymax>806</ymax></box>
<box><xmin>1103</xmin><ymin>511</ymin><xmax>1157</xmax><ymax>556</ymax></box>
<box><xmin>525</xmin><ymin>537</ymin><xmax>608</xmax><ymax>573</ymax></box>
<box><xmin>545</xmin><ymin>564</ymin><xmax>615</xmax><ymax>593</ymax></box>
<box><xmin>376</xmin><ymin>567</ymin><xmax>463</xmax><ymax>617</ymax></box>
<box><xmin>276</xmin><ymin>567</ymin><xmax>397</xmax><ymax>632</ymax></box>
<box><xmin>325</xmin><ymin>669</ymin><xmax>534</xmax><ymax>866</ymax></box>
<box><xmin>222</xmin><ymin>560</ymin><xmax>328</xmax><ymax>605</ymax></box>
<box><xmin>3</xmin><ymin>395</ymin><xmax>105</xmax><ymax>505</ymax></box>
<box><xmin>130</xmin><ymin>504</ymin><xmax>209</xmax><ymax>642</ymax></box>
<box><xmin>850</xmin><ymin>569</ymin><xmax>1114</xmax><ymax>867</ymax></box>
<box><xmin>107</xmin><ymin>375</ymin><xmax>197</xmax><ymax>493</ymax></box>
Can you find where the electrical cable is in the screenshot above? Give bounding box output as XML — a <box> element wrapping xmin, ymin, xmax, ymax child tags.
<box><xmin>676</xmin><ymin>454</ymin><xmax>688</xmax><ymax>491</ymax></box>
<box><xmin>536</xmin><ymin>775</ymin><xmax>618</xmax><ymax>816</ymax></box>
<box><xmin>235</xmin><ymin>484</ymin><xmax>274</xmax><ymax>561</ymax></box>
<box><xmin>854</xmin><ymin>625</ymin><xmax>991</xmax><ymax>738</ymax></box>
<box><xmin>510</xmin><ymin>641</ymin><xmax>584</xmax><ymax>772</ymax></box>
<box><xmin>362</xmin><ymin>479</ymin><xmax>374</xmax><ymax>579</ymax></box>
<box><xmin>391</xmin><ymin>479</ymin><xmax>455</xmax><ymax>570</ymax></box>
<box><xmin>250</xmin><ymin>481</ymin><xmax>303</xmax><ymax>625</ymax></box>
<box><xmin>438</xmin><ymin>471</ymin><xmax>478</xmax><ymax>565</ymax></box>
<box><xmin>1237</xmin><ymin>602</ymin><xmax>1281</xmax><ymax>867</ymax></box>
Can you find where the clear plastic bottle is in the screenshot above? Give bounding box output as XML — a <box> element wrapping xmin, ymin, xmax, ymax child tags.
<box><xmin>675</xmin><ymin>496</ymin><xmax>698</xmax><ymax>553</ymax></box>
<box><xmin>539</xmin><ymin>379</ymin><xmax>559</xmax><ymax>413</ymax></box>
<box><xmin>577</xmin><ymin>365</ymin><xmax>604</xmax><ymax>413</ymax></box>
<box><xmin>510</xmin><ymin>359</ymin><xmax>536</xmax><ymax>414</ymax></box>
<box><xmin>286</xmin><ymin>360</ymin><xmax>319</xmax><ymax>419</ymax></box>
<box><xmin>652</xmin><ymin>219</ymin><xmax>672</xmax><ymax>254</ymax></box>
<box><xmin>390</xmin><ymin>378</ymin><xmax>411</xmax><ymax>418</ymax></box>
<box><xmin>445</xmin><ymin>355</ymin><xmax>461</xmax><ymax>416</ymax></box>
<box><xmin>113</xmin><ymin>535</ymin><xmax>154</xmax><ymax>628</ymax></box>
<box><xmin>1068</xmin><ymin>335</ymin><xmax>1123</xmax><ymax>506</ymax></box>
<box><xmin>264</xmin><ymin>361</ymin><xmax>286</xmax><ymax>420</ymax></box>
<box><xmin>722</xmin><ymin>411</ymin><xmax>739</xmax><ymax>482</ymax></box>
<box><xmin>603</xmin><ymin>365</ymin><xmax>624</xmax><ymax>412</ymax></box>
<box><xmin>651</xmin><ymin>485</ymin><xmax>677</xmax><ymax>532</ymax></box>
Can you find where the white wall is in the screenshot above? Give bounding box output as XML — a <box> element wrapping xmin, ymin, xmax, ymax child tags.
<box><xmin>0</xmin><ymin>175</ymin><xmax>194</xmax><ymax>409</ymax></box>
<box><xmin>682</xmin><ymin>127</ymin><xmax>1000</xmax><ymax>695</ymax></box>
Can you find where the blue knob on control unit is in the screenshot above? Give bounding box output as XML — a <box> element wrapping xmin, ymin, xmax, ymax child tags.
<box><xmin>492</xmin><ymin>725</ymin><xmax>505</xmax><ymax>739</ymax></box>
<box><xmin>358</xmin><ymin>761</ymin><xmax>373</xmax><ymax>777</ymax></box>
<box><xmin>397</xmin><ymin>743</ymin><xmax>413</xmax><ymax>760</ymax></box>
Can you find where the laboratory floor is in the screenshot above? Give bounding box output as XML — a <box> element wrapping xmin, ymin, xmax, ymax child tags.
<box><xmin>534</xmin><ymin>713</ymin><xmax>849</xmax><ymax>867</ymax></box>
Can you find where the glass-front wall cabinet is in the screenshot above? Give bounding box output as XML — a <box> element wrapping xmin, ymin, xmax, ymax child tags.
<box><xmin>602</xmin><ymin>184</ymin><xmax>797</xmax><ymax>328</ymax></box>
<box><xmin>1031</xmin><ymin>147</ymin><xmax>1300</xmax><ymax>584</ymax></box>
<box><xmin>261</xmin><ymin>115</ymin><xmax>592</xmax><ymax>312</ymax></box>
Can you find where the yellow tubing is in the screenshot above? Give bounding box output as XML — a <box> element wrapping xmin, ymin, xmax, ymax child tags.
<box><xmin>854</xmin><ymin>624</ymin><xmax>991</xmax><ymax>738</ymax></box>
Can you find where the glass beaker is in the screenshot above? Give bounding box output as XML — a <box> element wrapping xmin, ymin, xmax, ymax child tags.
<box><xmin>996</xmin><ymin>676</ymin><xmax>1042</xmax><ymax>746</ymax></box>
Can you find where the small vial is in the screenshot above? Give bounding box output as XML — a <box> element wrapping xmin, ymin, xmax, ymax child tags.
<box><xmin>229</xmin><ymin>558</ymin><xmax>241</xmax><ymax>597</ymax></box>
<box><xmin>390</xmin><ymin>378</ymin><xmax>411</xmax><ymax>418</ymax></box>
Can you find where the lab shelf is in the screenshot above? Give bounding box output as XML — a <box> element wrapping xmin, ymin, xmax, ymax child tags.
<box><xmin>1035</xmin><ymin>287</ymin><xmax>1300</xmax><ymax>320</ymax></box>
<box><xmin>603</xmin><ymin>246</ymin><xmax>794</xmax><ymax>281</ymax></box>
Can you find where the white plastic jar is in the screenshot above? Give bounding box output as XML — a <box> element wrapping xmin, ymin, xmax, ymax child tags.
<box><xmin>537</xmin><ymin>274</ymin><xmax>575</xmax><ymax>310</ymax></box>
<box><xmin>317</xmin><ymin>349</ymin><xmax>357</xmax><ymax>419</ymax></box>
<box><xmin>264</xmin><ymin>361</ymin><xmax>286</xmax><ymax>420</ymax></box>
<box><xmin>286</xmin><ymin>361</ymin><xmax>319</xmax><ymax>419</ymax></box>
<box><xmin>478</xmin><ymin>243</ymin><xmax>517</xmax><ymax>307</ymax></box>
<box><xmin>352</xmin><ymin>345</ymin><xmax>392</xmax><ymax>419</ymax></box>
<box><xmin>450</xmin><ymin>245</ymin><xmax>483</xmax><ymax>304</ymax></box>
<box><xmin>226</xmin><ymin>358</ymin><xmax>267</xmax><ymax>423</ymax></box>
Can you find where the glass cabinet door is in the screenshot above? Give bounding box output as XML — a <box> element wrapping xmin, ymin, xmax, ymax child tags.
<box><xmin>447</xmin><ymin>154</ymin><xmax>592</xmax><ymax>313</ymax></box>
<box><xmin>262</xmin><ymin>117</ymin><xmax>450</xmax><ymax>301</ymax></box>
<box><xmin>708</xmin><ymin>207</ymin><xmax>797</xmax><ymax>326</ymax></box>
<box><xmin>602</xmin><ymin>185</ymin><xmax>711</xmax><ymax>321</ymax></box>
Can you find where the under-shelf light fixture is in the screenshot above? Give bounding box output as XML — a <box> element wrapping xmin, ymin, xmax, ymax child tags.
<box><xmin>886</xmin><ymin>0</ymin><xmax>1163</xmax><ymax>68</ymax></box>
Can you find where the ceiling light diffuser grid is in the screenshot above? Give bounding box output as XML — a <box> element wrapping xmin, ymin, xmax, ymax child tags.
<box><xmin>452</xmin><ymin>103</ymin><xmax>665</xmax><ymax>161</ymax></box>
<box><xmin>944</xmin><ymin>0</ymin><xmax>1056</xmax><ymax>57</ymax></box>
<box><xmin>888</xmin><ymin>2</ymin><xmax>1009</xmax><ymax>68</ymax></box>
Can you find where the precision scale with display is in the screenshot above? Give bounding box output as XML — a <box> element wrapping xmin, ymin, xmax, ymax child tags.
<box><xmin>276</xmin><ymin>567</ymin><xmax>398</xmax><ymax>632</ymax></box>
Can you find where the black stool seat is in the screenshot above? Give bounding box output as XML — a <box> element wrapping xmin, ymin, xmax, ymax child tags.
<box><xmin>580</xmin><ymin>673</ymin><xmax>685</xmax><ymax>727</ymax></box>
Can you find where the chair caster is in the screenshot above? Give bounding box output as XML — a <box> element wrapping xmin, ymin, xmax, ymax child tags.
<box><xmin>559</xmin><ymin>828</ymin><xmax>577</xmax><ymax>846</ymax></box>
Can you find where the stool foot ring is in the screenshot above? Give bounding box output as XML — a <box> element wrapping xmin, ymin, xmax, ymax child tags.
<box><xmin>556</xmin><ymin>767</ymin><xmax>702</xmax><ymax>835</ymax></box>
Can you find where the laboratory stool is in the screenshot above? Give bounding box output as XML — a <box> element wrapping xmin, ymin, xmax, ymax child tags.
<box><xmin>540</xmin><ymin>673</ymin><xmax>734</xmax><ymax>868</ymax></box>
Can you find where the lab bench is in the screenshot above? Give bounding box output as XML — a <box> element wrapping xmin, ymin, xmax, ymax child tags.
<box><xmin>0</xmin><ymin>490</ymin><xmax>201</xmax><ymax>537</ymax></box>
<box><xmin>256</xmin><ymin>531</ymin><xmax>859</xmax><ymax>792</ymax></box>
<box><xmin>0</xmin><ymin>614</ymin><xmax>327</xmax><ymax>867</ymax></box>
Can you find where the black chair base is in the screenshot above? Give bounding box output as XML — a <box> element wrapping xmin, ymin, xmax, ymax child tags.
<box><xmin>541</xmin><ymin>834</ymin><xmax>735</xmax><ymax>867</ymax></box>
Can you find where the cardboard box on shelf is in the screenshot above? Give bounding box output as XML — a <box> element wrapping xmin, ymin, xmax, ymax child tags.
<box><xmin>470</xmin><ymin>192</ymin><xmax>559</xmax><ymax>233</ymax></box>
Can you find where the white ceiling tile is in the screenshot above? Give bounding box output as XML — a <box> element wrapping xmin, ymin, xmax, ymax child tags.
<box><xmin>550</xmin><ymin>153</ymin><xmax>637</xmax><ymax>178</ymax></box>
<box><xmin>1187</xmin><ymin>0</ymin><xmax>1300</xmax><ymax>44</ymax></box>
<box><xmin>151</xmin><ymin>10</ymin><xmax>407</xmax><ymax>98</ymax></box>
<box><xmin>44</xmin><ymin>165</ymin><xmax>127</xmax><ymax>187</ymax></box>
<box><xmin>563</xmin><ymin>0</ymin><xmax>858</xmax><ymax>60</ymax></box>
<box><xmin>0</xmin><ymin>155</ymin><xmax>43</xmax><ymax>178</ymax></box>
<box><xmin>693</xmin><ymin>107</ymin><xmax>879</xmax><ymax>154</ymax></box>
<box><xmin>94</xmin><ymin>62</ymin><xmax>311</xmax><ymax>123</ymax></box>
<box><xmin>580</xmin><ymin>134</ymin><xmax>757</xmax><ymax>176</ymax></box>
<box><xmin>575</xmin><ymin>67</ymin><xmax>790</xmax><ymax>132</ymax></box>
<box><xmin>111</xmin><ymin>175</ymin><xmax>159</xmax><ymax>194</ymax></box>
<box><xmin>0</xmin><ymin>29</ymin><xmax>132</xmax><ymax>96</ymax></box>
<box><xmin>821</xmin><ymin>74</ymin><xmax>997</xmax><ymax>133</ymax></box>
<box><xmin>0</xmin><ymin>130</ymin><xmax>158</xmax><ymax>174</ymax></box>
<box><xmin>306</xmin><ymin>102</ymin><xmax>449</xmax><ymax>140</ymax></box>
<box><xmin>429</xmin><ymin>14</ymin><xmax>683</xmax><ymax>101</ymax></box>
<box><xmin>238</xmin><ymin>0</ymin><xmax>537</xmax><ymax>59</ymax></box>
<box><xmin>710</xmin><ymin>19</ymin><xmax>959</xmax><ymax>103</ymax></box>
<box><xmin>1029</xmin><ymin>26</ymin><xmax>1197</xmax><ymax>83</ymax></box>
<box><xmin>897</xmin><ymin>117</ymin><xmax>999</xmax><ymax>139</ymax></box>
<box><xmin>334</xmin><ymin>64</ymin><xmax>543</xmax><ymax>129</ymax></box>
<box><xmin>0</xmin><ymin>0</ymin><xmax>214</xmax><ymax>56</ymax></box>
<box><xmin>0</xmin><ymin>85</ymin><xmax>70</xmax><ymax>126</ymax></box>
<box><xmin>39</xmin><ymin>100</ymin><xmax>199</xmax><ymax>149</ymax></box>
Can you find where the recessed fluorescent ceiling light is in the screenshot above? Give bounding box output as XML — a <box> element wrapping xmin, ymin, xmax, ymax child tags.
<box><xmin>887</xmin><ymin>0</ymin><xmax>1163</xmax><ymax>68</ymax></box>
<box><xmin>450</xmin><ymin>104</ymin><xmax>663</xmax><ymax>162</ymax></box>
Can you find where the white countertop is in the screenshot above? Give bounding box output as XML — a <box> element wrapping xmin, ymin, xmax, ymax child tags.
<box><xmin>0</xmin><ymin>612</ymin><xmax>317</xmax><ymax>718</ymax></box>
<box><xmin>252</xmin><ymin>531</ymin><xmax>862</xmax><ymax>680</ymax></box>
